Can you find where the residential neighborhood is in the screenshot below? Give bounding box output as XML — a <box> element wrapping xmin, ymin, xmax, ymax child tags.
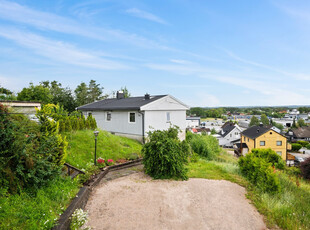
<box><xmin>1</xmin><ymin>1</ymin><xmax>310</xmax><ymax>230</ymax></box>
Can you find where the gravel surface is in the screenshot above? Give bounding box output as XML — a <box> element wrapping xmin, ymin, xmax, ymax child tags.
<box><xmin>85</xmin><ymin>172</ymin><xmax>267</xmax><ymax>230</ymax></box>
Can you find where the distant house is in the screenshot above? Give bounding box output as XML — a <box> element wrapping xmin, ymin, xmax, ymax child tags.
<box><xmin>77</xmin><ymin>92</ymin><xmax>189</xmax><ymax>142</ymax></box>
<box><xmin>239</xmin><ymin>124</ymin><xmax>291</xmax><ymax>161</ymax></box>
<box><xmin>0</xmin><ymin>100</ymin><xmax>41</xmax><ymax>120</ymax></box>
<box><xmin>186</xmin><ymin>117</ymin><xmax>200</xmax><ymax>128</ymax></box>
<box><xmin>216</xmin><ymin>122</ymin><xmax>242</xmax><ymax>147</ymax></box>
<box><xmin>286</xmin><ymin>127</ymin><xmax>310</xmax><ymax>142</ymax></box>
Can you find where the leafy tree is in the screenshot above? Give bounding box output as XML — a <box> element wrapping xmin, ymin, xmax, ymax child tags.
<box><xmin>273</xmin><ymin>122</ymin><xmax>284</xmax><ymax>131</ymax></box>
<box><xmin>249</xmin><ymin>116</ymin><xmax>260</xmax><ymax>127</ymax></box>
<box><xmin>0</xmin><ymin>86</ymin><xmax>16</xmax><ymax>100</ymax></box>
<box><xmin>260</xmin><ymin>114</ymin><xmax>270</xmax><ymax>126</ymax></box>
<box><xmin>297</xmin><ymin>118</ymin><xmax>307</xmax><ymax>127</ymax></box>
<box><xmin>17</xmin><ymin>83</ymin><xmax>52</xmax><ymax>104</ymax></box>
<box><xmin>41</xmin><ymin>81</ymin><xmax>77</xmax><ymax>112</ymax></box>
<box><xmin>120</xmin><ymin>86</ymin><xmax>131</xmax><ymax>98</ymax></box>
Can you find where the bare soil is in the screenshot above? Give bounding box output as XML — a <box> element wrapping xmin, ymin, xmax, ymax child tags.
<box><xmin>85</xmin><ymin>172</ymin><xmax>267</xmax><ymax>230</ymax></box>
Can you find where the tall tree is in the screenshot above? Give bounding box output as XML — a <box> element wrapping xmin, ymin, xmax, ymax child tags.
<box><xmin>249</xmin><ymin>116</ymin><xmax>260</xmax><ymax>127</ymax></box>
<box><xmin>292</xmin><ymin>118</ymin><xmax>297</xmax><ymax>129</ymax></box>
<box><xmin>41</xmin><ymin>81</ymin><xmax>76</xmax><ymax>112</ymax></box>
<box><xmin>75</xmin><ymin>82</ymin><xmax>88</xmax><ymax>106</ymax></box>
<box><xmin>17</xmin><ymin>83</ymin><xmax>52</xmax><ymax>104</ymax></box>
<box><xmin>75</xmin><ymin>80</ymin><xmax>107</xmax><ymax>106</ymax></box>
<box><xmin>260</xmin><ymin>114</ymin><xmax>270</xmax><ymax>125</ymax></box>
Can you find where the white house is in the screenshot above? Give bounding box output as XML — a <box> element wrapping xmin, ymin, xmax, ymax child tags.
<box><xmin>215</xmin><ymin>122</ymin><xmax>242</xmax><ymax>147</ymax></box>
<box><xmin>77</xmin><ymin>92</ymin><xmax>190</xmax><ymax>142</ymax></box>
<box><xmin>186</xmin><ymin>117</ymin><xmax>200</xmax><ymax>128</ymax></box>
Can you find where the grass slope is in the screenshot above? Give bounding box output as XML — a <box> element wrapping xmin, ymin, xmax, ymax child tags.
<box><xmin>0</xmin><ymin>177</ymin><xmax>79</xmax><ymax>230</ymax></box>
<box><xmin>65</xmin><ymin>130</ymin><xmax>142</xmax><ymax>170</ymax></box>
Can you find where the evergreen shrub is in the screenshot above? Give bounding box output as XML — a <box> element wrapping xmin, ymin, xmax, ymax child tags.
<box><xmin>291</xmin><ymin>143</ymin><xmax>302</xmax><ymax>152</ymax></box>
<box><xmin>142</xmin><ymin>127</ymin><xmax>189</xmax><ymax>180</ymax></box>
<box><xmin>300</xmin><ymin>158</ymin><xmax>310</xmax><ymax>180</ymax></box>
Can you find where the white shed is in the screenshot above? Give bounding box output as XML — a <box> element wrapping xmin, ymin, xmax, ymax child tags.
<box><xmin>77</xmin><ymin>92</ymin><xmax>190</xmax><ymax>142</ymax></box>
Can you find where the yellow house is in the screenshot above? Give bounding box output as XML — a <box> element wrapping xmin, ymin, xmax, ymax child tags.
<box><xmin>240</xmin><ymin>124</ymin><xmax>291</xmax><ymax>161</ymax></box>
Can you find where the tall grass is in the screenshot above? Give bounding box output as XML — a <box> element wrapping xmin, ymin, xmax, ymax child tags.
<box><xmin>0</xmin><ymin>176</ymin><xmax>79</xmax><ymax>230</ymax></box>
<box><xmin>65</xmin><ymin>129</ymin><xmax>142</xmax><ymax>170</ymax></box>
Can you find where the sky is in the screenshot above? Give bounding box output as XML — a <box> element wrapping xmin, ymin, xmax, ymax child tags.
<box><xmin>0</xmin><ymin>0</ymin><xmax>309</xmax><ymax>107</ymax></box>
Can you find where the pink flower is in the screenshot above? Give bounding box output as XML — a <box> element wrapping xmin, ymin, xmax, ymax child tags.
<box><xmin>97</xmin><ymin>158</ymin><xmax>105</xmax><ymax>164</ymax></box>
<box><xmin>107</xmin><ymin>159</ymin><xmax>113</xmax><ymax>163</ymax></box>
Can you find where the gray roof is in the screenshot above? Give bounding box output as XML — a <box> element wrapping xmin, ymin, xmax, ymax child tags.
<box><xmin>77</xmin><ymin>95</ymin><xmax>166</xmax><ymax>111</ymax></box>
<box><xmin>241</xmin><ymin>125</ymin><xmax>272</xmax><ymax>139</ymax></box>
<box><xmin>221</xmin><ymin>123</ymin><xmax>236</xmax><ymax>137</ymax></box>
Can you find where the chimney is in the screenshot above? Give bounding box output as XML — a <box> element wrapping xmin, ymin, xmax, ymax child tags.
<box><xmin>259</xmin><ymin>123</ymin><xmax>263</xmax><ymax>127</ymax></box>
<box><xmin>257</xmin><ymin>129</ymin><xmax>260</xmax><ymax>133</ymax></box>
<box><xmin>144</xmin><ymin>93</ymin><xmax>150</xmax><ymax>100</ymax></box>
<box><xmin>117</xmin><ymin>91</ymin><xmax>124</xmax><ymax>99</ymax></box>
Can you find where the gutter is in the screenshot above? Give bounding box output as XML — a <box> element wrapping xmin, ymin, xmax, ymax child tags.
<box><xmin>138</xmin><ymin>111</ymin><xmax>145</xmax><ymax>144</ymax></box>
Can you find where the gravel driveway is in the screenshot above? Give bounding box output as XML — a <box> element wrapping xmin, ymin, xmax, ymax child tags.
<box><xmin>85</xmin><ymin>171</ymin><xmax>267</xmax><ymax>230</ymax></box>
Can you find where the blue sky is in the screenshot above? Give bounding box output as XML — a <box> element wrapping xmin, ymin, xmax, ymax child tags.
<box><xmin>0</xmin><ymin>0</ymin><xmax>309</xmax><ymax>107</ymax></box>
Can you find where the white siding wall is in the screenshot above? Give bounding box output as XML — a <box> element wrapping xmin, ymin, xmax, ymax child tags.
<box><xmin>84</xmin><ymin>110</ymin><xmax>142</xmax><ymax>136</ymax></box>
<box><xmin>186</xmin><ymin>120</ymin><xmax>200</xmax><ymax>128</ymax></box>
<box><xmin>144</xmin><ymin>110</ymin><xmax>187</xmax><ymax>140</ymax></box>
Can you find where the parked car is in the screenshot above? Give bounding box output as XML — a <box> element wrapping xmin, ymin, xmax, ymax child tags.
<box><xmin>294</xmin><ymin>156</ymin><xmax>305</xmax><ymax>166</ymax></box>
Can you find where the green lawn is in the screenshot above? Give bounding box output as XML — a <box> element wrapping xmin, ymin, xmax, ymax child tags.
<box><xmin>188</xmin><ymin>151</ymin><xmax>310</xmax><ymax>230</ymax></box>
<box><xmin>65</xmin><ymin>129</ymin><xmax>142</xmax><ymax>170</ymax></box>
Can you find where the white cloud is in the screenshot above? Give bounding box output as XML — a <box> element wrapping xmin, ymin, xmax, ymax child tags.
<box><xmin>126</xmin><ymin>8</ymin><xmax>168</xmax><ymax>25</ymax></box>
<box><xmin>0</xmin><ymin>27</ymin><xmax>129</xmax><ymax>70</ymax></box>
<box><xmin>0</xmin><ymin>0</ymin><xmax>169</xmax><ymax>49</ymax></box>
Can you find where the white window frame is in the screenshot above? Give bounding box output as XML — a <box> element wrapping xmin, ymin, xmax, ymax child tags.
<box><xmin>276</xmin><ymin>151</ymin><xmax>282</xmax><ymax>156</ymax></box>
<box><xmin>276</xmin><ymin>141</ymin><xmax>282</xmax><ymax>146</ymax></box>
<box><xmin>106</xmin><ymin>112</ymin><xmax>112</xmax><ymax>121</ymax></box>
<box><xmin>260</xmin><ymin>141</ymin><xmax>265</xmax><ymax>146</ymax></box>
<box><xmin>128</xmin><ymin>112</ymin><xmax>136</xmax><ymax>123</ymax></box>
<box><xmin>166</xmin><ymin>112</ymin><xmax>171</xmax><ymax>123</ymax></box>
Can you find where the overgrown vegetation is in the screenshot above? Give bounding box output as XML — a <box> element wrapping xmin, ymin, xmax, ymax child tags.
<box><xmin>291</xmin><ymin>143</ymin><xmax>302</xmax><ymax>152</ymax></box>
<box><xmin>143</xmin><ymin>127</ymin><xmax>190</xmax><ymax>180</ymax></box>
<box><xmin>239</xmin><ymin>149</ymin><xmax>281</xmax><ymax>194</ymax></box>
<box><xmin>186</xmin><ymin>131</ymin><xmax>221</xmax><ymax>160</ymax></box>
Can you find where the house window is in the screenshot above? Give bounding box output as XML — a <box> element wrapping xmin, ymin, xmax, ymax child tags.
<box><xmin>166</xmin><ymin>112</ymin><xmax>170</xmax><ymax>122</ymax></box>
<box><xmin>244</xmin><ymin>137</ymin><xmax>246</xmax><ymax>142</ymax></box>
<box><xmin>276</xmin><ymin>151</ymin><xmax>282</xmax><ymax>156</ymax></box>
<box><xmin>230</xmin><ymin>134</ymin><xmax>232</xmax><ymax>137</ymax></box>
<box><xmin>88</xmin><ymin>112</ymin><xmax>92</xmax><ymax>117</ymax></box>
<box><xmin>129</xmin><ymin>112</ymin><xmax>135</xmax><ymax>123</ymax></box>
<box><xmin>106</xmin><ymin>112</ymin><xmax>111</xmax><ymax>121</ymax></box>
<box><xmin>276</xmin><ymin>141</ymin><xmax>282</xmax><ymax>146</ymax></box>
<box><xmin>260</xmin><ymin>141</ymin><xmax>265</xmax><ymax>146</ymax></box>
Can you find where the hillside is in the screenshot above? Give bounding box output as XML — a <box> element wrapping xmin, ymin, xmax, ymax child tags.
<box><xmin>65</xmin><ymin>130</ymin><xmax>142</xmax><ymax>170</ymax></box>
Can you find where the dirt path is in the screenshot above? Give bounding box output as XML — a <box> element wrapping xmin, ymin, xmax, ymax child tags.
<box><xmin>85</xmin><ymin>168</ymin><xmax>267</xmax><ymax>230</ymax></box>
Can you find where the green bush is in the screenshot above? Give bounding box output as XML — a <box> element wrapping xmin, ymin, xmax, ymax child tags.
<box><xmin>142</xmin><ymin>127</ymin><xmax>189</xmax><ymax>180</ymax></box>
<box><xmin>297</xmin><ymin>140</ymin><xmax>309</xmax><ymax>147</ymax></box>
<box><xmin>187</xmin><ymin>133</ymin><xmax>220</xmax><ymax>160</ymax></box>
<box><xmin>291</xmin><ymin>143</ymin><xmax>302</xmax><ymax>152</ymax></box>
<box><xmin>65</xmin><ymin>118</ymin><xmax>72</xmax><ymax>132</ymax></box>
<box><xmin>251</xmin><ymin>148</ymin><xmax>285</xmax><ymax>169</ymax></box>
<box><xmin>239</xmin><ymin>152</ymin><xmax>280</xmax><ymax>194</ymax></box>
<box><xmin>306</xmin><ymin>143</ymin><xmax>310</xmax><ymax>150</ymax></box>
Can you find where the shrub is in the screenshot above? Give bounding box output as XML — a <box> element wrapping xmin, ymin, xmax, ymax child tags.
<box><xmin>291</xmin><ymin>143</ymin><xmax>302</xmax><ymax>152</ymax></box>
<box><xmin>190</xmin><ymin>152</ymin><xmax>200</xmax><ymax>163</ymax></box>
<box><xmin>306</xmin><ymin>143</ymin><xmax>310</xmax><ymax>150</ymax></box>
<box><xmin>251</xmin><ymin>148</ymin><xmax>285</xmax><ymax>169</ymax></box>
<box><xmin>187</xmin><ymin>134</ymin><xmax>220</xmax><ymax>160</ymax></box>
<box><xmin>239</xmin><ymin>153</ymin><xmax>280</xmax><ymax>194</ymax></box>
<box><xmin>142</xmin><ymin>127</ymin><xmax>189</xmax><ymax>180</ymax></box>
<box><xmin>297</xmin><ymin>140</ymin><xmax>309</xmax><ymax>147</ymax></box>
<box><xmin>300</xmin><ymin>158</ymin><xmax>310</xmax><ymax>180</ymax></box>
<box><xmin>65</xmin><ymin>118</ymin><xmax>72</xmax><ymax>132</ymax></box>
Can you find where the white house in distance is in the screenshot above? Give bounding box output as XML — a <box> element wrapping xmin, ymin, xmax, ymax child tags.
<box><xmin>214</xmin><ymin>122</ymin><xmax>242</xmax><ymax>147</ymax></box>
<box><xmin>186</xmin><ymin>117</ymin><xmax>201</xmax><ymax>128</ymax></box>
<box><xmin>77</xmin><ymin>92</ymin><xmax>190</xmax><ymax>142</ymax></box>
